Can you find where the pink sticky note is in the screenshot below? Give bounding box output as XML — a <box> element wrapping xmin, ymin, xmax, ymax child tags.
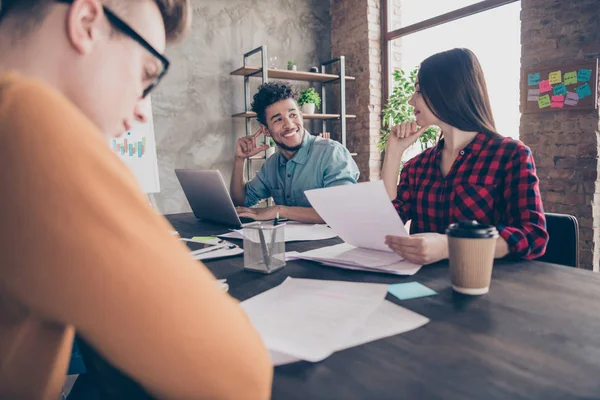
<box><xmin>539</xmin><ymin>80</ymin><xmax>552</xmax><ymax>93</ymax></box>
<box><xmin>551</xmin><ymin>95</ymin><xmax>564</xmax><ymax>102</ymax></box>
<box><xmin>551</xmin><ymin>101</ymin><xmax>564</xmax><ymax>109</ymax></box>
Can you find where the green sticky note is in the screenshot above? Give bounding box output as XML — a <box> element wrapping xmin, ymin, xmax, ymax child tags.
<box><xmin>564</xmin><ymin>71</ymin><xmax>577</xmax><ymax>85</ymax></box>
<box><xmin>388</xmin><ymin>282</ymin><xmax>437</xmax><ymax>300</ymax></box>
<box><xmin>191</xmin><ymin>236</ymin><xmax>217</xmax><ymax>242</ymax></box>
<box><xmin>538</xmin><ymin>94</ymin><xmax>551</xmax><ymax>109</ymax></box>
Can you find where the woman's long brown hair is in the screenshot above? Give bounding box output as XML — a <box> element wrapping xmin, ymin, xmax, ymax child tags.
<box><xmin>418</xmin><ymin>48</ymin><xmax>500</xmax><ymax>137</ymax></box>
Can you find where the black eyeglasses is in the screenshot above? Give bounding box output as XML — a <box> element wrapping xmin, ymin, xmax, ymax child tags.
<box><xmin>56</xmin><ymin>0</ymin><xmax>170</xmax><ymax>98</ymax></box>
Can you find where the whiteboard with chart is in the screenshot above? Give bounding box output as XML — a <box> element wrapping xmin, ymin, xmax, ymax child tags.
<box><xmin>109</xmin><ymin>98</ymin><xmax>160</xmax><ymax>193</ymax></box>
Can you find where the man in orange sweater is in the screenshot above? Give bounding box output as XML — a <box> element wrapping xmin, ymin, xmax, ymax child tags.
<box><xmin>0</xmin><ymin>1</ymin><xmax>272</xmax><ymax>399</ymax></box>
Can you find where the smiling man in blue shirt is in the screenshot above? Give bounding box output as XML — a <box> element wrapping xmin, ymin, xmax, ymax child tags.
<box><xmin>230</xmin><ymin>82</ymin><xmax>359</xmax><ymax>223</ymax></box>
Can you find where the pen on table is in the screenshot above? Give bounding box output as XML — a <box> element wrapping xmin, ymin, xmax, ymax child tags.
<box><xmin>258</xmin><ymin>223</ymin><xmax>271</xmax><ymax>272</ymax></box>
<box><xmin>269</xmin><ymin>212</ymin><xmax>279</xmax><ymax>263</ymax></box>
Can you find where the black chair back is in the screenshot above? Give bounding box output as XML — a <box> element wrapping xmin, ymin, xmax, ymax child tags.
<box><xmin>538</xmin><ymin>213</ymin><xmax>579</xmax><ymax>268</ymax></box>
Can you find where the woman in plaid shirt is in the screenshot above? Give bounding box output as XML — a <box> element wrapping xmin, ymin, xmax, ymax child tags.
<box><xmin>382</xmin><ymin>48</ymin><xmax>548</xmax><ymax>265</ymax></box>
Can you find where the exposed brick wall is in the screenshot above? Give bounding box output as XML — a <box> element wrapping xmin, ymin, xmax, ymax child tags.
<box><xmin>331</xmin><ymin>0</ymin><xmax>382</xmax><ymax>181</ymax></box>
<box><xmin>520</xmin><ymin>0</ymin><xmax>600</xmax><ymax>270</ymax></box>
<box><xmin>389</xmin><ymin>0</ymin><xmax>403</xmax><ymax>72</ymax></box>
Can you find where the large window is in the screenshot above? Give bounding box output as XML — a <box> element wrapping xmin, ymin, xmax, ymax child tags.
<box><xmin>383</xmin><ymin>0</ymin><xmax>521</xmax><ymax>140</ymax></box>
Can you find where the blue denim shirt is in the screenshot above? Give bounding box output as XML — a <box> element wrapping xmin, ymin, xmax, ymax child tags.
<box><xmin>244</xmin><ymin>131</ymin><xmax>359</xmax><ymax>207</ymax></box>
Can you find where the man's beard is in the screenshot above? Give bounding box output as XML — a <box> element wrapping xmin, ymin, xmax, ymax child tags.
<box><xmin>271</xmin><ymin>129</ymin><xmax>304</xmax><ymax>152</ymax></box>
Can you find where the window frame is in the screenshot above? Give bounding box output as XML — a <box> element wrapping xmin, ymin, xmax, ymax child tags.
<box><xmin>381</xmin><ymin>0</ymin><xmax>520</xmax><ymax>101</ymax></box>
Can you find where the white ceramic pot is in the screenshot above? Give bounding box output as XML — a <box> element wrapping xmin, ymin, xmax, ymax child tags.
<box><xmin>266</xmin><ymin>146</ymin><xmax>276</xmax><ymax>158</ymax></box>
<box><xmin>301</xmin><ymin>103</ymin><xmax>316</xmax><ymax>114</ymax></box>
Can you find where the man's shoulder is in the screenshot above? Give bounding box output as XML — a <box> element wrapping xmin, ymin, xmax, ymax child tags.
<box><xmin>0</xmin><ymin>72</ymin><xmax>102</xmax><ymax>145</ymax></box>
<box><xmin>311</xmin><ymin>136</ymin><xmax>350</xmax><ymax>156</ymax></box>
<box><xmin>1</xmin><ymin>72</ymin><xmax>69</xmax><ymax>112</ymax></box>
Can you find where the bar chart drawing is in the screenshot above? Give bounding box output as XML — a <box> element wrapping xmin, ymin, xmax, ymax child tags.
<box><xmin>109</xmin><ymin>98</ymin><xmax>160</xmax><ymax>194</ymax></box>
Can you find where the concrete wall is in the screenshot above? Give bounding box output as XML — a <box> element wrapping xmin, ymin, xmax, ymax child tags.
<box><xmin>152</xmin><ymin>0</ymin><xmax>331</xmax><ymax>214</ymax></box>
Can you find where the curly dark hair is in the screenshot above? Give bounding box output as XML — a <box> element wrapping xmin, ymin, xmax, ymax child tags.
<box><xmin>251</xmin><ymin>82</ymin><xmax>299</xmax><ymax>125</ymax></box>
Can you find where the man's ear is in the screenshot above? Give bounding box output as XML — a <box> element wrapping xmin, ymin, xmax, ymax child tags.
<box><xmin>261</xmin><ymin>124</ymin><xmax>271</xmax><ymax>137</ymax></box>
<box><xmin>66</xmin><ymin>0</ymin><xmax>105</xmax><ymax>55</ymax></box>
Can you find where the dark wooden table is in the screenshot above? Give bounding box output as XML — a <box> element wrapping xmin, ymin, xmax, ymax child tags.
<box><xmin>167</xmin><ymin>213</ymin><xmax>600</xmax><ymax>400</ymax></box>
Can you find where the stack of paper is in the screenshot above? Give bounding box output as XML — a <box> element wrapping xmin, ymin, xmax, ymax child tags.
<box><xmin>218</xmin><ymin>222</ymin><xmax>338</xmax><ymax>242</ymax></box>
<box><xmin>241</xmin><ymin>277</ymin><xmax>429</xmax><ymax>366</ymax></box>
<box><xmin>287</xmin><ymin>243</ymin><xmax>421</xmax><ymax>275</ymax></box>
<box><xmin>294</xmin><ymin>181</ymin><xmax>422</xmax><ymax>275</ymax></box>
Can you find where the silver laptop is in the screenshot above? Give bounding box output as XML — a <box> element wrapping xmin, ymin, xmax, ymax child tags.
<box><xmin>175</xmin><ymin>169</ymin><xmax>252</xmax><ymax>228</ymax></box>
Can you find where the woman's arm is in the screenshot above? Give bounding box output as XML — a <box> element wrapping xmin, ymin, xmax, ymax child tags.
<box><xmin>497</xmin><ymin>144</ymin><xmax>549</xmax><ymax>259</ymax></box>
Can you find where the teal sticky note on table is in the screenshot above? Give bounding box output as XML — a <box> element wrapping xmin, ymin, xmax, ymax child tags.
<box><xmin>388</xmin><ymin>282</ymin><xmax>437</xmax><ymax>300</ymax></box>
<box><xmin>576</xmin><ymin>83</ymin><xmax>592</xmax><ymax>99</ymax></box>
<box><xmin>527</xmin><ymin>72</ymin><xmax>540</xmax><ymax>86</ymax></box>
<box><xmin>577</xmin><ymin>69</ymin><xmax>591</xmax><ymax>83</ymax></box>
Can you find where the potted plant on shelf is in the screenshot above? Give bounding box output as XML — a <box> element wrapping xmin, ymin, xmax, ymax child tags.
<box><xmin>378</xmin><ymin>67</ymin><xmax>440</xmax><ymax>158</ymax></box>
<box><xmin>298</xmin><ymin>87</ymin><xmax>321</xmax><ymax>115</ymax></box>
<box><xmin>266</xmin><ymin>138</ymin><xmax>276</xmax><ymax>157</ymax></box>
<box><xmin>287</xmin><ymin>60</ymin><xmax>297</xmax><ymax>71</ymax></box>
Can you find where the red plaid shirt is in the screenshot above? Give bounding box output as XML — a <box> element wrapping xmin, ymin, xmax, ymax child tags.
<box><xmin>392</xmin><ymin>132</ymin><xmax>548</xmax><ymax>260</ymax></box>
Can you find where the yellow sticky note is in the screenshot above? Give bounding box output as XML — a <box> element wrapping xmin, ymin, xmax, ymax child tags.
<box><xmin>538</xmin><ymin>94</ymin><xmax>551</xmax><ymax>109</ymax></box>
<box><xmin>549</xmin><ymin>70</ymin><xmax>562</xmax><ymax>85</ymax></box>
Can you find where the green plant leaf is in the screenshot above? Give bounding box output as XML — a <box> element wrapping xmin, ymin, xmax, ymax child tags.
<box><xmin>298</xmin><ymin>87</ymin><xmax>321</xmax><ymax>109</ymax></box>
<box><xmin>379</xmin><ymin>66</ymin><xmax>440</xmax><ymax>154</ymax></box>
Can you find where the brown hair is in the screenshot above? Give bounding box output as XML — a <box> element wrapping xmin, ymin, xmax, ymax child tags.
<box><xmin>0</xmin><ymin>0</ymin><xmax>190</xmax><ymax>43</ymax></box>
<box><xmin>418</xmin><ymin>48</ymin><xmax>499</xmax><ymax>136</ymax></box>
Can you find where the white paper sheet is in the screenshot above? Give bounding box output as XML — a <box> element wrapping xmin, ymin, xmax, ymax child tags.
<box><xmin>285</xmin><ymin>247</ymin><xmax>421</xmax><ymax>275</ymax></box>
<box><xmin>271</xmin><ymin>300</ymin><xmax>430</xmax><ymax>366</ymax></box>
<box><xmin>218</xmin><ymin>223</ymin><xmax>337</xmax><ymax>243</ymax></box>
<box><xmin>318</xmin><ymin>259</ymin><xmax>422</xmax><ymax>276</ymax></box>
<box><xmin>241</xmin><ymin>277</ymin><xmax>388</xmax><ymax>362</ymax></box>
<box><xmin>304</xmin><ymin>181</ymin><xmax>408</xmax><ymax>252</ymax></box>
<box><xmin>299</xmin><ymin>243</ymin><xmax>402</xmax><ymax>268</ymax></box>
<box><xmin>180</xmin><ymin>238</ymin><xmax>244</xmax><ymax>260</ymax></box>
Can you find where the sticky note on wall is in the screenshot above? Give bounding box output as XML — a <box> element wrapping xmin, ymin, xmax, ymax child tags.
<box><xmin>553</xmin><ymin>83</ymin><xmax>567</xmax><ymax>96</ymax></box>
<box><xmin>576</xmin><ymin>83</ymin><xmax>592</xmax><ymax>99</ymax></box>
<box><xmin>539</xmin><ymin>80</ymin><xmax>552</xmax><ymax>93</ymax></box>
<box><xmin>577</xmin><ymin>69</ymin><xmax>592</xmax><ymax>83</ymax></box>
<box><xmin>528</xmin><ymin>72</ymin><xmax>541</xmax><ymax>86</ymax></box>
<box><xmin>527</xmin><ymin>88</ymin><xmax>540</xmax><ymax>102</ymax></box>
<box><xmin>538</xmin><ymin>94</ymin><xmax>551</xmax><ymax>108</ymax></box>
<box><xmin>565</xmin><ymin>92</ymin><xmax>579</xmax><ymax>106</ymax></box>
<box><xmin>548</xmin><ymin>70</ymin><xmax>562</xmax><ymax>85</ymax></box>
<box><xmin>564</xmin><ymin>71</ymin><xmax>577</xmax><ymax>85</ymax></box>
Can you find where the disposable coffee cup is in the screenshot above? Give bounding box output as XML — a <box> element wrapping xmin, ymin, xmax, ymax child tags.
<box><xmin>446</xmin><ymin>221</ymin><xmax>499</xmax><ymax>295</ymax></box>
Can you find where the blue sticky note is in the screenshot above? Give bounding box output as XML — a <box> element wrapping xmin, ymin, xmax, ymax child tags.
<box><xmin>388</xmin><ymin>282</ymin><xmax>437</xmax><ymax>300</ymax></box>
<box><xmin>577</xmin><ymin>69</ymin><xmax>591</xmax><ymax>83</ymax></box>
<box><xmin>527</xmin><ymin>72</ymin><xmax>540</xmax><ymax>86</ymax></box>
<box><xmin>553</xmin><ymin>83</ymin><xmax>568</xmax><ymax>96</ymax></box>
<box><xmin>576</xmin><ymin>83</ymin><xmax>592</xmax><ymax>99</ymax></box>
